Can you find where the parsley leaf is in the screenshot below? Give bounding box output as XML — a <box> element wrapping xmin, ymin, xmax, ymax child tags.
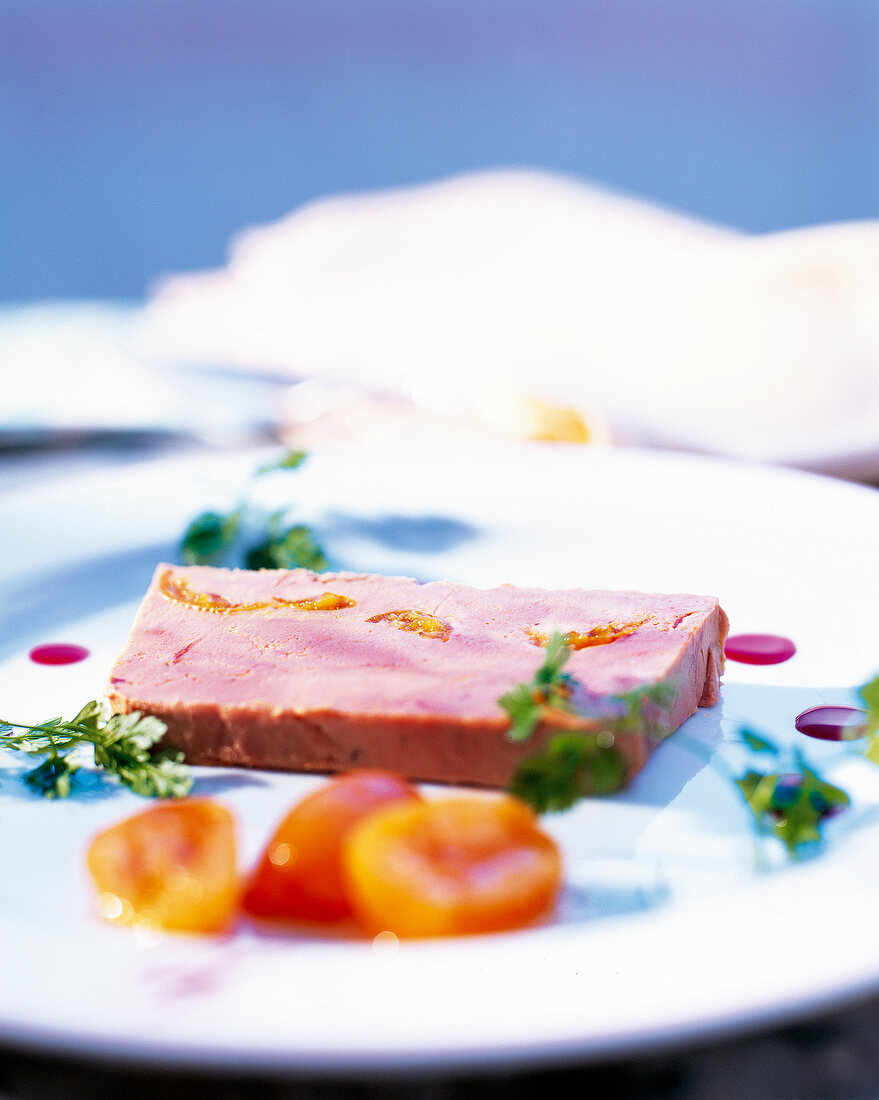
<box><xmin>498</xmin><ymin>683</ymin><xmax>544</xmax><ymax>743</ymax></box>
<box><xmin>245</xmin><ymin>523</ymin><xmax>329</xmax><ymax>572</ymax></box>
<box><xmin>179</xmin><ymin>451</ymin><xmax>329</xmax><ymax>571</ymax></box>
<box><xmin>500</xmin><ymin>633</ymin><xmax>683</xmax><ymax>809</ymax></box>
<box><xmin>740</xmin><ymin>728</ymin><xmax>778</xmax><ymax>753</ymax></box>
<box><xmin>23</xmin><ymin>755</ymin><xmax>79</xmax><ymax>799</ymax></box>
<box><xmin>499</xmin><ymin>632</ymin><xmax>576</xmax><ymax>741</ymax></box>
<box><xmin>256</xmin><ymin>449</ymin><xmax>308</xmax><ymax>476</ymax></box>
<box><xmin>500</xmin><ymin>641</ymin><xmax>873</xmax><ymax>864</ymax></box>
<box><xmin>181</xmin><ymin>509</ymin><xmax>242</xmax><ymax>565</ymax></box>
<box><xmin>0</xmin><ymin>703</ymin><xmax>191</xmax><ymax>799</ymax></box>
<box><xmin>510</xmin><ymin>732</ymin><xmax>626</xmax><ymax>812</ymax></box>
<box><xmin>860</xmin><ymin>675</ymin><xmax>879</xmax><ymax>763</ymax></box>
<box><xmin>500</xmin><ymin>635</ymin><xmax>661</xmax><ymax>810</ymax></box>
<box><xmin>733</xmin><ymin>735</ymin><xmax>849</xmax><ymax>855</ymax></box>
<box><xmin>861</xmin><ymin>674</ymin><xmax>879</xmax><ymax>721</ymax></box>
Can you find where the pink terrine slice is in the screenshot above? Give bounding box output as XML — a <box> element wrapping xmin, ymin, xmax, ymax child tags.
<box><xmin>107</xmin><ymin>565</ymin><xmax>728</xmax><ymax>787</ymax></box>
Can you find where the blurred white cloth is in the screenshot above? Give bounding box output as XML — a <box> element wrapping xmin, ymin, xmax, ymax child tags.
<box><xmin>138</xmin><ymin>169</ymin><xmax>879</xmax><ymax>477</ymax></box>
<box><xmin>0</xmin><ymin>302</ymin><xmax>162</xmax><ymax>440</ymax></box>
<box><xmin>0</xmin><ymin>302</ymin><xmax>286</xmax><ymax>446</ymax></box>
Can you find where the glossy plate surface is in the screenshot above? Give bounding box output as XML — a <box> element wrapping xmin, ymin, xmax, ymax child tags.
<box><xmin>1</xmin><ymin>444</ymin><xmax>878</xmax><ymax>1072</ymax></box>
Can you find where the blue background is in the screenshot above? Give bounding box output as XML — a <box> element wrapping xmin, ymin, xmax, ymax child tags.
<box><xmin>1</xmin><ymin>0</ymin><xmax>877</xmax><ymax>301</ymax></box>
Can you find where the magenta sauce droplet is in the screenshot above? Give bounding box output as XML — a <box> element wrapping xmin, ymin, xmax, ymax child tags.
<box><xmin>724</xmin><ymin>634</ymin><xmax>796</xmax><ymax>665</ymax></box>
<box><xmin>795</xmin><ymin>705</ymin><xmax>867</xmax><ymax>742</ymax></box>
<box><xmin>28</xmin><ymin>643</ymin><xmax>90</xmax><ymax>666</ymax></box>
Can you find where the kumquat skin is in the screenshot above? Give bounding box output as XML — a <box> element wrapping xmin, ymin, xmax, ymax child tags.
<box><xmin>86</xmin><ymin>799</ymin><xmax>239</xmax><ymax>934</ymax></box>
<box><xmin>343</xmin><ymin>794</ymin><xmax>563</xmax><ymax>938</ymax></box>
<box><xmin>242</xmin><ymin>770</ymin><xmax>421</xmax><ymax>924</ymax></box>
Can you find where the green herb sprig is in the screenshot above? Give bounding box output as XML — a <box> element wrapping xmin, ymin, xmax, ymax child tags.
<box><xmin>500</xmin><ymin>639</ymin><xmax>878</xmax><ymax>862</ymax></box>
<box><xmin>0</xmin><ymin>701</ymin><xmax>191</xmax><ymax>799</ymax></box>
<box><xmin>509</xmin><ymin>731</ymin><xmax>626</xmax><ymax>812</ymax></box>
<box><xmin>501</xmin><ymin>634</ymin><xmax>663</xmax><ymax>811</ymax></box>
<box><xmin>733</xmin><ymin>729</ymin><xmax>850</xmax><ymax>855</ymax></box>
<box><xmin>861</xmin><ymin>674</ymin><xmax>879</xmax><ymax>763</ymax></box>
<box><xmin>181</xmin><ymin>450</ymin><xmax>327</xmax><ymax>572</ymax></box>
<box><xmin>180</xmin><ymin>509</ymin><xmax>243</xmax><ymax>566</ymax></box>
<box><xmin>244</xmin><ymin>516</ymin><xmax>328</xmax><ymax>573</ymax></box>
<box><xmin>498</xmin><ymin>633</ymin><xmax>577</xmax><ymax>742</ymax></box>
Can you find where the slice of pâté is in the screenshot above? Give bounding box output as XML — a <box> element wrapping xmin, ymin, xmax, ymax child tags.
<box><xmin>107</xmin><ymin>565</ymin><xmax>728</xmax><ymax>787</ymax></box>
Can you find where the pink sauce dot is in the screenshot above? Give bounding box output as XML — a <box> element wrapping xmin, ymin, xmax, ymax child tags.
<box><xmin>724</xmin><ymin>634</ymin><xmax>796</xmax><ymax>665</ymax></box>
<box><xmin>29</xmin><ymin>643</ymin><xmax>90</xmax><ymax>666</ymax></box>
<box><xmin>795</xmin><ymin>705</ymin><xmax>867</xmax><ymax>742</ymax></box>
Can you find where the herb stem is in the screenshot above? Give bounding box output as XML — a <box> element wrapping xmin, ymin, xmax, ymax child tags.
<box><xmin>1</xmin><ymin>702</ymin><xmax>191</xmax><ymax>799</ymax></box>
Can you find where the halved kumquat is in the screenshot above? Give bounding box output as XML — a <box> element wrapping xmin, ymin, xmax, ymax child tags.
<box><xmin>86</xmin><ymin>799</ymin><xmax>239</xmax><ymax>934</ymax></box>
<box><xmin>343</xmin><ymin>795</ymin><xmax>562</xmax><ymax>938</ymax></box>
<box><xmin>242</xmin><ymin>769</ymin><xmax>421</xmax><ymax>923</ymax></box>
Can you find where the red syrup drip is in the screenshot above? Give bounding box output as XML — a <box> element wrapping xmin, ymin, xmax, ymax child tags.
<box><xmin>724</xmin><ymin>634</ymin><xmax>796</xmax><ymax>665</ymax></box>
<box><xmin>28</xmin><ymin>643</ymin><xmax>90</xmax><ymax>666</ymax></box>
<box><xmin>795</xmin><ymin>705</ymin><xmax>868</xmax><ymax>742</ymax></box>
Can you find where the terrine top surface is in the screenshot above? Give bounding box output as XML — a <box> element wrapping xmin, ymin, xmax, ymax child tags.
<box><xmin>108</xmin><ymin>566</ymin><xmax>725</xmax><ymax>719</ymax></box>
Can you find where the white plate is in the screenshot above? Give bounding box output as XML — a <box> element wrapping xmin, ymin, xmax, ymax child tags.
<box><xmin>1</xmin><ymin>443</ymin><xmax>878</xmax><ymax>1074</ymax></box>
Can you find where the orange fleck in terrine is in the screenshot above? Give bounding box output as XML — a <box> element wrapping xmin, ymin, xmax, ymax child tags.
<box><xmin>107</xmin><ymin>565</ymin><xmax>728</xmax><ymax>787</ymax></box>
